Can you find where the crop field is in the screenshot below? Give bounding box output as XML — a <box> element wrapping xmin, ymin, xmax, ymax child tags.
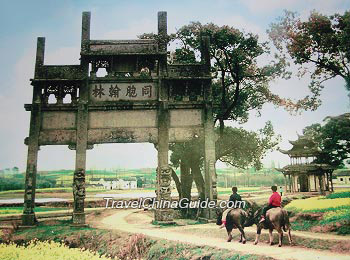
<box><xmin>285</xmin><ymin>196</ymin><xmax>350</xmax><ymax>212</ymax></box>
<box><xmin>286</xmin><ymin>190</ymin><xmax>350</xmax><ymax>235</ymax></box>
<box><xmin>0</xmin><ymin>240</ymin><xmax>113</xmax><ymax>260</ymax></box>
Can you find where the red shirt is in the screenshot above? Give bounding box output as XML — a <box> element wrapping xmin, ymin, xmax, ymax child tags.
<box><xmin>269</xmin><ymin>192</ymin><xmax>281</xmax><ymax>207</ymax></box>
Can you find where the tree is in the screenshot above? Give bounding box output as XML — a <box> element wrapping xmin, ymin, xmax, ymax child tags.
<box><xmin>216</xmin><ymin>121</ymin><xmax>280</xmax><ymax>170</ymax></box>
<box><xmin>174</xmin><ymin>22</ymin><xmax>319</xmax><ymax>129</ymax></box>
<box><xmin>164</xmin><ymin>23</ymin><xmax>308</xmax><ymax>200</ymax></box>
<box><xmin>170</xmin><ymin>122</ymin><xmax>280</xmax><ymax>200</ymax></box>
<box><xmin>269</xmin><ymin>10</ymin><xmax>350</xmax><ymax>98</ymax></box>
<box><xmin>141</xmin><ymin>22</ymin><xmax>315</xmax><ymax>201</ymax></box>
<box><xmin>303</xmin><ymin>113</ymin><xmax>350</xmax><ymax>168</ymax></box>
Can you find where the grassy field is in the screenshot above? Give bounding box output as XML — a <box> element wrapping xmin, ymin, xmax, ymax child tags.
<box><xmin>0</xmin><ymin>186</ymin><xmax>264</xmax><ymax>198</ymax></box>
<box><xmin>0</xmin><ymin>207</ymin><xmax>68</xmax><ymax>215</ymax></box>
<box><xmin>0</xmin><ymin>187</ymin><xmax>158</xmax><ymax>199</ymax></box>
<box><xmin>286</xmin><ymin>190</ymin><xmax>350</xmax><ymax>235</ymax></box>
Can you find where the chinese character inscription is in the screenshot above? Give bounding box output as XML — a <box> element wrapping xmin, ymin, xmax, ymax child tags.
<box><xmin>90</xmin><ymin>83</ymin><xmax>156</xmax><ymax>101</ymax></box>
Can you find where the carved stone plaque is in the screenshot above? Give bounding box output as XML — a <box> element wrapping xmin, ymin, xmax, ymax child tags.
<box><xmin>89</xmin><ymin>82</ymin><xmax>157</xmax><ymax>101</ymax></box>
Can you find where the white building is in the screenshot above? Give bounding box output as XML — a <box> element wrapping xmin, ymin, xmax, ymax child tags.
<box><xmin>89</xmin><ymin>177</ymin><xmax>137</xmax><ymax>190</ymax></box>
<box><xmin>333</xmin><ymin>171</ymin><xmax>350</xmax><ymax>185</ymax></box>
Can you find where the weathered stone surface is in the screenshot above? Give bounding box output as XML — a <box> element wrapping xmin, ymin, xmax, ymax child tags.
<box><xmin>35</xmin><ymin>65</ymin><xmax>84</xmax><ymax>80</ymax></box>
<box><xmin>158</xmin><ymin>166</ymin><xmax>172</xmax><ymax>201</ymax></box>
<box><xmin>39</xmin><ymin>130</ymin><xmax>76</xmax><ymax>145</ymax></box>
<box><xmin>87</xmin><ymin>40</ymin><xmax>159</xmax><ymax>55</ymax></box>
<box><xmin>21</xmin><ymin>213</ymin><xmax>36</xmax><ymax>226</ymax></box>
<box><xmin>169</xmin><ymin>109</ymin><xmax>202</xmax><ymax>127</ymax></box>
<box><xmin>42</xmin><ymin>111</ymin><xmax>76</xmax><ymax>130</ymax></box>
<box><xmin>88</xmin><ymin>128</ymin><xmax>158</xmax><ymax>143</ymax></box>
<box><xmin>89</xmin><ymin>110</ymin><xmax>157</xmax><ymax>128</ymax></box>
<box><xmin>154</xmin><ymin>209</ymin><xmax>174</xmax><ymax>222</ymax></box>
<box><xmin>169</xmin><ymin>127</ymin><xmax>203</xmax><ymax>142</ymax></box>
<box><xmin>73</xmin><ymin>169</ymin><xmax>86</xmax><ymax>213</ymax></box>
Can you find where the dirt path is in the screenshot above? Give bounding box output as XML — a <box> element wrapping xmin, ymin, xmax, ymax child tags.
<box><xmin>91</xmin><ymin>209</ymin><xmax>350</xmax><ymax>260</ymax></box>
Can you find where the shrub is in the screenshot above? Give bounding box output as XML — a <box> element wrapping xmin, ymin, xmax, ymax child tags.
<box><xmin>118</xmin><ymin>234</ymin><xmax>151</xmax><ymax>260</ymax></box>
<box><xmin>337</xmin><ymin>225</ymin><xmax>350</xmax><ymax>235</ymax></box>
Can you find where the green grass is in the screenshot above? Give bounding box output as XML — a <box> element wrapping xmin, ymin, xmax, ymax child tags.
<box><xmin>0</xmin><ymin>207</ymin><xmax>68</xmax><ymax>215</ymax></box>
<box><xmin>0</xmin><ymin>188</ymin><xmax>73</xmax><ymax>195</ymax></box>
<box><xmin>0</xmin><ymin>187</ymin><xmax>150</xmax><ymax>196</ymax></box>
<box><xmin>287</xmin><ymin>205</ymin><xmax>350</xmax><ymax>213</ymax></box>
<box><xmin>217</xmin><ymin>188</ymin><xmax>261</xmax><ymax>195</ymax></box>
<box><xmin>11</xmin><ymin>219</ymin><xmax>97</xmax><ymax>242</ymax></box>
<box><xmin>147</xmin><ymin>240</ymin><xmax>274</xmax><ymax>260</ymax></box>
<box><xmin>291</xmin><ymin>220</ymin><xmax>319</xmax><ymax>231</ymax></box>
<box><xmin>325</xmin><ymin>191</ymin><xmax>350</xmax><ymax>199</ymax></box>
<box><xmin>151</xmin><ymin>220</ymin><xmax>179</xmax><ymax>227</ymax></box>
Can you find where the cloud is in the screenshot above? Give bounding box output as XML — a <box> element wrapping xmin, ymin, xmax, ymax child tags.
<box><xmin>0</xmin><ymin>47</ymin><xmax>34</xmax><ymax>170</ymax></box>
<box><xmin>240</xmin><ymin>0</ymin><xmax>349</xmax><ymax>15</ymax></box>
<box><xmin>45</xmin><ymin>46</ymin><xmax>80</xmax><ymax>65</ymax></box>
<box><xmin>240</xmin><ymin>0</ymin><xmax>296</xmax><ymax>14</ymax></box>
<box><xmin>213</xmin><ymin>14</ymin><xmax>267</xmax><ymax>40</ymax></box>
<box><xmin>99</xmin><ymin>19</ymin><xmax>156</xmax><ymax>40</ymax></box>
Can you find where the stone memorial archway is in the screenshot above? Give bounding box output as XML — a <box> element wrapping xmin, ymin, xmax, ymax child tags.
<box><xmin>22</xmin><ymin>11</ymin><xmax>217</xmax><ymax>226</ymax></box>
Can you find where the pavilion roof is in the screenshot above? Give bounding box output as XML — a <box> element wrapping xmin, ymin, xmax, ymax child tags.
<box><xmin>277</xmin><ymin>163</ymin><xmax>334</xmax><ymax>174</ymax></box>
<box><xmin>279</xmin><ymin>134</ymin><xmax>321</xmax><ymax>157</ymax></box>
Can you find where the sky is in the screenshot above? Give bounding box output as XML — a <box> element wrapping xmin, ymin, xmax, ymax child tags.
<box><xmin>0</xmin><ymin>0</ymin><xmax>349</xmax><ymax>171</ymax></box>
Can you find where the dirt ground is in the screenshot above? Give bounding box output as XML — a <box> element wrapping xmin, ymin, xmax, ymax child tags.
<box><xmin>89</xmin><ymin>209</ymin><xmax>350</xmax><ymax>260</ymax></box>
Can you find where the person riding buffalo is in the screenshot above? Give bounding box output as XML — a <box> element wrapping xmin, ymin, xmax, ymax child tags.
<box><xmin>259</xmin><ymin>185</ymin><xmax>281</xmax><ymax>223</ymax></box>
<box><xmin>229</xmin><ymin>186</ymin><xmax>242</xmax><ymax>204</ymax></box>
<box><xmin>219</xmin><ymin>186</ymin><xmax>242</xmax><ymax>228</ymax></box>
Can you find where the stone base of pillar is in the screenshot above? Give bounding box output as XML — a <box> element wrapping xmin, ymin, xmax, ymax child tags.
<box><xmin>154</xmin><ymin>209</ymin><xmax>173</xmax><ymax>222</ymax></box>
<box><xmin>21</xmin><ymin>213</ymin><xmax>36</xmax><ymax>226</ymax></box>
<box><xmin>200</xmin><ymin>208</ymin><xmax>216</xmax><ymax>220</ymax></box>
<box><xmin>72</xmin><ymin>212</ymin><xmax>86</xmax><ymax>226</ymax></box>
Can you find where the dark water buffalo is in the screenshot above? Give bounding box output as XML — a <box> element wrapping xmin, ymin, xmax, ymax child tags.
<box><xmin>252</xmin><ymin>207</ymin><xmax>292</xmax><ymax>247</ymax></box>
<box><xmin>216</xmin><ymin>208</ymin><xmax>248</xmax><ymax>243</ymax></box>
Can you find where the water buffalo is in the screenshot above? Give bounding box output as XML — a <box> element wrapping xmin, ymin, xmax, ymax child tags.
<box><xmin>253</xmin><ymin>207</ymin><xmax>292</xmax><ymax>247</ymax></box>
<box><xmin>216</xmin><ymin>208</ymin><xmax>248</xmax><ymax>243</ymax></box>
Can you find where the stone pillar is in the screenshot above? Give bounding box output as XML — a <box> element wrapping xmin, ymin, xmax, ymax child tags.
<box><xmin>201</xmin><ymin>36</ymin><xmax>217</xmax><ymax>219</ymax></box>
<box><xmin>72</xmin><ymin>97</ymin><xmax>88</xmax><ymax>225</ymax></box>
<box><xmin>81</xmin><ymin>12</ymin><xmax>90</xmax><ymax>53</ymax></box>
<box><xmin>154</xmin><ymin>11</ymin><xmax>173</xmax><ymax>222</ymax></box>
<box><xmin>72</xmin><ymin>168</ymin><xmax>86</xmax><ymax>224</ymax></box>
<box><xmin>203</xmin><ymin>104</ymin><xmax>217</xmax><ymax>219</ymax></box>
<box><xmin>155</xmin><ymin>102</ymin><xmax>173</xmax><ymax>222</ymax></box>
<box><xmin>72</xmin><ymin>12</ymin><xmax>90</xmax><ymax>225</ymax></box>
<box><xmin>157</xmin><ymin>11</ymin><xmax>167</xmax><ymax>53</ymax></box>
<box><xmin>22</xmin><ymin>37</ymin><xmax>45</xmax><ymax>226</ymax></box>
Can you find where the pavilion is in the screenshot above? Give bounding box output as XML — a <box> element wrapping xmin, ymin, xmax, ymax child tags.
<box><xmin>277</xmin><ymin>134</ymin><xmax>334</xmax><ymax>193</ymax></box>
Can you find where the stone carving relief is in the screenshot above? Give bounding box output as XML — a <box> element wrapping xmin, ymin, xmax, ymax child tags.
<box><xmin>158</xmin><ymin>166</ymin><xmax>172</xmax><ymax>201</ymax></box>
<box><xmin>73</xmin><ymin>169</ymin><xmax>86</xmax><ymax>213</ymax></box>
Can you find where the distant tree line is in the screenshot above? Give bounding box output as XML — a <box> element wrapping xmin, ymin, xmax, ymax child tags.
<box><xmin>0</xmin><ymin>175</ymin><xmax>56</xmax><ymax>191</ymax></box>
<box><xmin>217</xmin><ymin>172</ymin><xmax>285</xmax><ymax>187</ymax></box>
